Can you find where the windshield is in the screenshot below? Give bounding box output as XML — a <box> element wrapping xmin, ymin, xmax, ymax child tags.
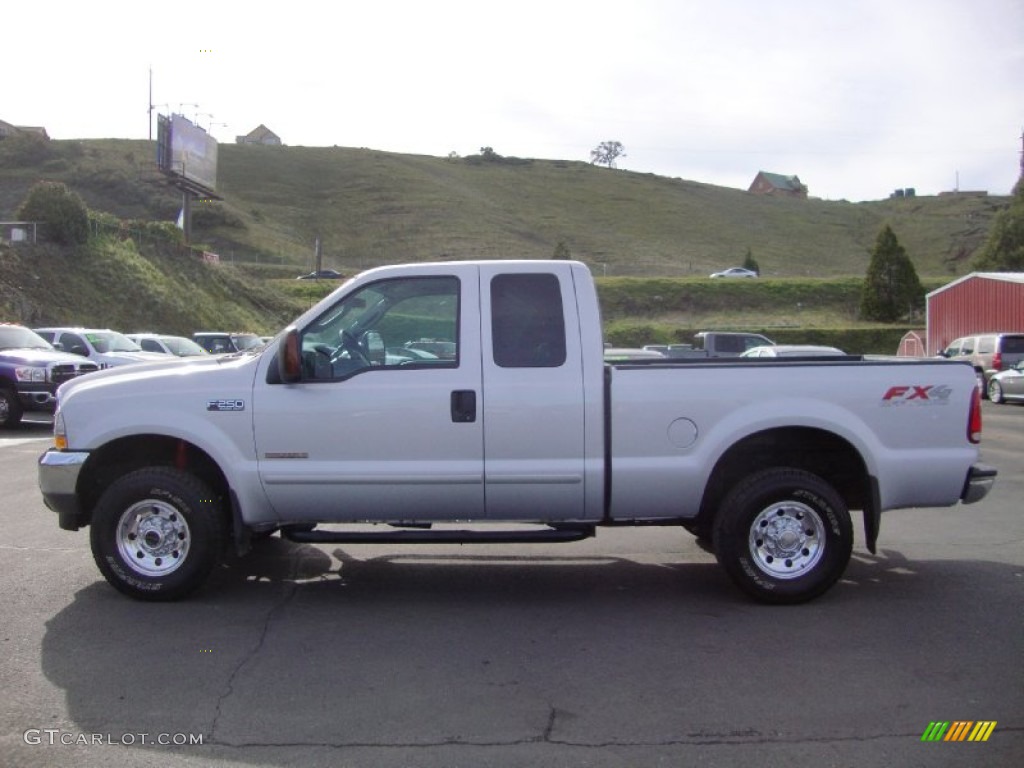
<box><xmin>85</xmin><ymin>331</ymin><xmax>143</xmax><ymax>354</ymax></box>
<box><xmin>0</xmin><ymin>326</ymin><xmax>54</xmax><ymax>351</ymax></box>
<box><xmin>163</xmin><ymin>337</ymin><xmax>208</xmax><ymax>356</ymax></box>
<box><xmin>231</xmin><ymin>334</ymin><xmax>264</xmax><ymax>350</ymax></box>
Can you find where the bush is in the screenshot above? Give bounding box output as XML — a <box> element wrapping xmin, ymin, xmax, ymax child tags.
<box><xmin>16</xmin><ymin>181</ymin><xmax>90</xmax><ymax>245</ymax></box>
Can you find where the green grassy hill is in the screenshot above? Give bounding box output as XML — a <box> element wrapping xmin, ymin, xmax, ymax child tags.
<box><xmin>0</xmin><ymin>137</ymin><xmax>1008</xmax><ymax>278</ymax></box>
<box><xmin>0</xmin><ymin>136</ymin><xmax>1010</xmax><ymax>353</ymax></box>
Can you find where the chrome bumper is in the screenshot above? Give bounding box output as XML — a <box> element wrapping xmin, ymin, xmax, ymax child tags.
<box><xmin>38</xmin><ymin>450</ymin><xmax>90</xmax><ymax>530</ymax></box>
<box><xmin>961</xmin><ymin>463</ymin><xmax>997</xmax><ymax>505</ymax></box>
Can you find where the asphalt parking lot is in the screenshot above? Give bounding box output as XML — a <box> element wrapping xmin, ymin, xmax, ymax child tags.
<box><xmin>1</xmin><ymin>404</ymin><xmax>1021</xmax><ymax>768</ymax></box>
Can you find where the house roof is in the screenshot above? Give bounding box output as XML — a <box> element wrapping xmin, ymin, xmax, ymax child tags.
<box><xmin>756</xmin><ymin>171</ymin><xmax>805</xmax><ymax>191</ymax></box>
<box><xmin>926</xmin><ymin>271</ymin><xmax>1024</xmax><ymax>299</ymax></box>
<box><xmin>0</xmin><ymin>120</ymin><xmax>49</xmax><ymax>139</ymax></box>
<box><xmin>244</xmin><ymin>124</ymin><xmax>278</xmax><ymax>140</ymax></box>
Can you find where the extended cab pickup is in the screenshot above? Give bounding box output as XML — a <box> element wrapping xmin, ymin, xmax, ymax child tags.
<box><xmin>38</xmin><ymin>261</ymin><xmax>996</xmax><ymax>603</ymax></box>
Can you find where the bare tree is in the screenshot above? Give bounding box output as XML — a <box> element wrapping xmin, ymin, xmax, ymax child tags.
<box><xmin>590</xmin><ymin>140</ymin><xmax>626</xmax><ymax>169</ymax></box>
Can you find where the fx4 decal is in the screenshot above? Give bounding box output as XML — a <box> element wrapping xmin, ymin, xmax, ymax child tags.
<box><xmin>881</xmin><ymin>385</ymin><xmax>953</xmax><ymax>406</ymax></box>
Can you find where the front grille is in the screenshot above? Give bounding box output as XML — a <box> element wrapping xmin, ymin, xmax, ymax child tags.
<box><xmin>50</xmin><ymin>362</ymin><xmax>101</xmax><ymax>385</ymax></box>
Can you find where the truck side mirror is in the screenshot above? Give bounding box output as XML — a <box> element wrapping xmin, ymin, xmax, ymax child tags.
<box><xmin>363</xmin><ymin>331</ymin><xmax>385</xmax><ymax>366</ymax></box>
<box><xmin>277</xmin><ymin>327</ymin><xmax>302</xmax><ymax>383</ymax></box>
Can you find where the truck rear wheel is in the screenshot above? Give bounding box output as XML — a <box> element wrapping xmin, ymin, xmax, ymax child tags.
<box><xmin>713</xmin><ymin>468</ymin><xmax>852</xmax><ymax>604</ymax></box>
<box><xmin>90</xmin><ymin>467</ymin><xmax>225</xmax><ymax>601</ymax></box>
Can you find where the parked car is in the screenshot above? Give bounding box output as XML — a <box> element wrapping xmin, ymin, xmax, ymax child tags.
<box><xmin>642</xmin><ymin>344</ymin><xmax>695</xmax><ymax>358</ymax></box>
<box><xmin>192</xmin><ymin>332</ymin><xmax>265</xmax><ymax>355</ymax></box>
<box><xmin>986</xmin><ymin>361</ymin><xmax>1024</xmax><ymax>404</ymax></box>
<box><xmin>741</xmin><ymin>345</ymin><xmax>846</xmax><ymax>358</ymax></box>
<box><xmin>603</xmin><ymin>347</ymin><xmax>666</xmax><ymax>361</ymax></box>
<box><xmin>33</xmin><ymin>328</ymin><xmax>166</xmax><ymax>368</ymax></box>
<box><xmin>710</xmin><ymin>267</ymin><xmax>758</xmax><ymax>278</ymax></box>
<box><xmin>939</xmin><ymin>333</ymin><xmax>1024</xmax><ymax>394</ymax></box>
<box><xmin>297</xmin><ymin>269</ymin><xmax>344</xmax><ymax>280</ymax></box>
<box><xmin>126</xmin><ymin>333</ymin><xmax>210</xmax><ymax>357</ymax></box>
<box><xmin>403</xmin><ymin>339</ymin><xmax>457</xmax><ymax>360</ymax></box>
<box><xmin>0</xmin><ymin>323</ymin><xmax>100</xmax><ymax>427</ymax></box>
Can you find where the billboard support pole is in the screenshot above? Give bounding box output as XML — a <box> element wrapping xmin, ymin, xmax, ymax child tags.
<box><xmin>182</xmin><ymin>191</ymin><xmax>193</xmax><ymax>245</ymax></box>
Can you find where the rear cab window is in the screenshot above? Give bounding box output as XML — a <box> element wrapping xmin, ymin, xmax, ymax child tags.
<box><xmin>490</xmin><ymin>273</ymin><xmax>567</xmax><ymax>368</ymax></box>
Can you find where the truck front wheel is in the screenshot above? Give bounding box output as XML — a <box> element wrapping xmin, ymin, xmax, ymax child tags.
<box><xmin>0</xmin><ymin>386</ymin><xmax>23</xmax><ymax>428</ymax></box>
<box><xmin>713</xmin><ymin>468</ymin><xmax>852</xmax><ymax>604</ymax></box>
<box><xmin>90</xmin><ymin>467</ymin><xmax>225</xmax><ymax>601</ymax></box>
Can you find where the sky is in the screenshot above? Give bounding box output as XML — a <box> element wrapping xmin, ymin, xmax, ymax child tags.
<box><xmin>5</xmin><ymin>0</ymin><xmax>1022</xmax><ymax>201</ymax></box>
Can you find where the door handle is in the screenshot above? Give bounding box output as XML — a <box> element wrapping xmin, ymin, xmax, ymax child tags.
<box><xmin>451</xmin><ymin>390</ymin><xmax>477</xmax><ymax>423</ymax></box>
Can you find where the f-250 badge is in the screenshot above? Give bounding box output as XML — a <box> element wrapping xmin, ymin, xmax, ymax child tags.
<box><xmin>207</xmin><ymin>399</ymin><xmax>245</xmax><ymax>411</ymax></box>
<box><xmin>881</xmin><ymin>385</ymin><xmax>952</xmax><ymax>405</ymax></box>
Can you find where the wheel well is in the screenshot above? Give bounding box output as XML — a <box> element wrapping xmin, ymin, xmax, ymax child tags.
<box><xmin>78</xmin><ymin>435</ymin><xmax>230</xmax><ymax>529</ymax></box>
<box><xmin>697</xmin><ymin>427</ymin><xmax>870</xmax><ymax>528</ymax></box>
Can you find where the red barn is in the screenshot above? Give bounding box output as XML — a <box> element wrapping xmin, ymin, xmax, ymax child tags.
<box><xmin>927</xmin><ymin>272</ymin><xmax>1024</xmax><ymax>355</ymax></box>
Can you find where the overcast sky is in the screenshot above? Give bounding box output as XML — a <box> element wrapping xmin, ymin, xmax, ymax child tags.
<box><xmin>5</xmin><ymin>0</ymin><xmax>1022</xmax><ymax>201</ymax></box>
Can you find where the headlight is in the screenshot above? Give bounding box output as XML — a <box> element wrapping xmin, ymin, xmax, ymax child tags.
<box><xmin>15</xmin><ymin>366</ymin><xmax>46</xmax><ymax>382</ymax></box>
<box><xmin>53</xmin><ymin>410</ymin><xmax>68</xmax><ymax>451</ymax></box>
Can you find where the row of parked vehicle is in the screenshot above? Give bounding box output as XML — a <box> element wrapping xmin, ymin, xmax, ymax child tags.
<box><xmin>939</xmin><ymin>332</ymin><xmax>1024</xmax><ymax>404</ymax></box>
<box><xmin>0</xmin><ymin>323</ymin><xmax>270</xmax><ymax>427</ymax></box>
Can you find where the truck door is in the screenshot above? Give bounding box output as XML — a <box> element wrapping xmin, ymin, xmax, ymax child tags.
<box><xmin>252</xmin><ymin>266</ymin><xmax>484</xmax><ymax>522</ymax></box>
<box><xmin>479</xmin><ymin>263</ymin><xmax>588</xmax><ymax>520</ymax></box>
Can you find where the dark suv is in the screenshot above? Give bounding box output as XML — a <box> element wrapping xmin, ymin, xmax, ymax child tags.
<box><xmin>0</xmin><ymin>324</ymin><xmax>100</xmax><ymax>427</ymax></box>
<box><xmin>940</xmin><ymin>332</ymin><xmax>1024</xmax><ymax>394</ymax></box>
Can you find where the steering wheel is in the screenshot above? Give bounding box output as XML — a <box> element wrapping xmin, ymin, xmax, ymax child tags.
<box><xmin>331</xmin><ymin>330</ymin><xmax>370</xmax><ymax>367</ymax></box>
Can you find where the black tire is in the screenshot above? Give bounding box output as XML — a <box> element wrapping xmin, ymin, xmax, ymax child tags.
<box><xmin>89</xmin><ymin>467</ymin><xmax>226</xmax><ymax>601</ymax></box>
<box><xmin>713</xmin><ymin>468</ymin><xmax>853</xmax><ymax>604</ymax></box>
<box><xmin>0</xmin><ymin>386</ymin><xmax>24</xmax><ymax>429</ymax></box>
<box><xmin>988</xmin><ymin>379</ymin><xmax>1004</xmax><ymax>404</ymax></box>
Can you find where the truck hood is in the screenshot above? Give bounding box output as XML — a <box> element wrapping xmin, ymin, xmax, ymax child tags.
<box><xmin>0</xmin><ymin>348</ymin><xmax>95</xmax><ymax>366</ymax></box>
<box><xmin>94</xmin><ymin>351</ymin><xmax>170</xmax><ymax>366</ymax></box>
<box><xmin>56</xmin><ymin>351</ymin><xmax>260</xmax><ymax>402</ymax></box>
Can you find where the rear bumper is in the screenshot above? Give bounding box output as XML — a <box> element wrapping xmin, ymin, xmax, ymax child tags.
<box><xmin>38</xmin><ymin>450</ymin><xmax>90</xmax><ymax>530</ymax></box>
<box><xmin>961</xmin><ymin>463</ymin><xmax>997</xmax><ymax>505</ymax></box>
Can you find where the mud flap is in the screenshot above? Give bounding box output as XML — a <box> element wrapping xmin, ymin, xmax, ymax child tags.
<box><xmin>863</xmin><ymin>475</ymin><xmax>881</xmax><ymax>555</ymax></box>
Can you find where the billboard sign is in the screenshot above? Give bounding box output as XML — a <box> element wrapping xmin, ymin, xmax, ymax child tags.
<box><xmin>156</xmin><ymin>114</ymin><xmax>218</xmax><ymax>195</ymax></box>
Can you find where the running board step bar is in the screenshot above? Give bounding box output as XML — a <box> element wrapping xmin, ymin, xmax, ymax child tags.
<box><xmin>281</xmin><ymin>525</ymin><xmax>595</xmax><ymax>544</ymax></box>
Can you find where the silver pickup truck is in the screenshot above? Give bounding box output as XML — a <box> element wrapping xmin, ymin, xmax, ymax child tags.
<box><xmin>38</xmin><ymin>260</ymin><xmax>995</xmax><ymax>603</ymax></box>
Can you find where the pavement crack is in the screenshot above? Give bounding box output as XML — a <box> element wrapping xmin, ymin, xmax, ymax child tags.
<box><xmin>208</xmin><ymin>582</ymin><xmax>297</xmax><ymax>741</ymax></box>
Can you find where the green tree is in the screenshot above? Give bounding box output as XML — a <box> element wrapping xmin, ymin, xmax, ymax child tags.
<box><xmin>590</xmin><ymin>140</ymin><xmax>625</xmax><ymax>168</ymax></box>
<box><xmin>972</xmin><ymin>175</ymin><xmax>1024</xmax><ymax>271</ymax></box>
<box><xmin>859</xmin><ymin>225</ymin><xmax>924</xmax><ymax>322</ymax></box>
<box><xmin>741</xmin><ymin>247</ymin><xmax>760</xmax><ymax>275</ymax></box>
<box><xmin>16</xmin><ymin>181</ymin><xmax>90</xmax><ymax>245</ymax></box>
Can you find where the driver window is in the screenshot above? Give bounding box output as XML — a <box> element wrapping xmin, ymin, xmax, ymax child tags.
<box><xmin>300</xmin><ymin>276</ymin><xmax>460</xmax><ymax>381</ymax></box>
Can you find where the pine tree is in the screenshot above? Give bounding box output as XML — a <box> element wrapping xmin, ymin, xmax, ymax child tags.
<box><xmin>860</xmin><ymin>225</ymin><xmax>924</xmax><ymax>322</ymax></box>
<box><xmin>972</xmin><ymin>175</ymin><xmax>1024</xmax><ymax>271</ymax></box>
<box><xmin>741</xmin><ymin>247</ymin><xmax>760</xmax><ymax>275</ymax></box>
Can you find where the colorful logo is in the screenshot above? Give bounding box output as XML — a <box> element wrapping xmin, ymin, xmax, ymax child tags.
<box><xmin>921</xmin><ymin>721</ymin><xmax>996</xmax><ymax>742</ymax></box>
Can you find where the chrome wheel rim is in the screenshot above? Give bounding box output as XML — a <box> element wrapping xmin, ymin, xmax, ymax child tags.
<box><xmin>116</xmin><ymin>500</ymin><xmax>191</xmax><ymax>577</ymax></box>
<box><xmin>748</xmin><ymin>500</ymin><xmax>825</xmax><ymax>580</ymax></box>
